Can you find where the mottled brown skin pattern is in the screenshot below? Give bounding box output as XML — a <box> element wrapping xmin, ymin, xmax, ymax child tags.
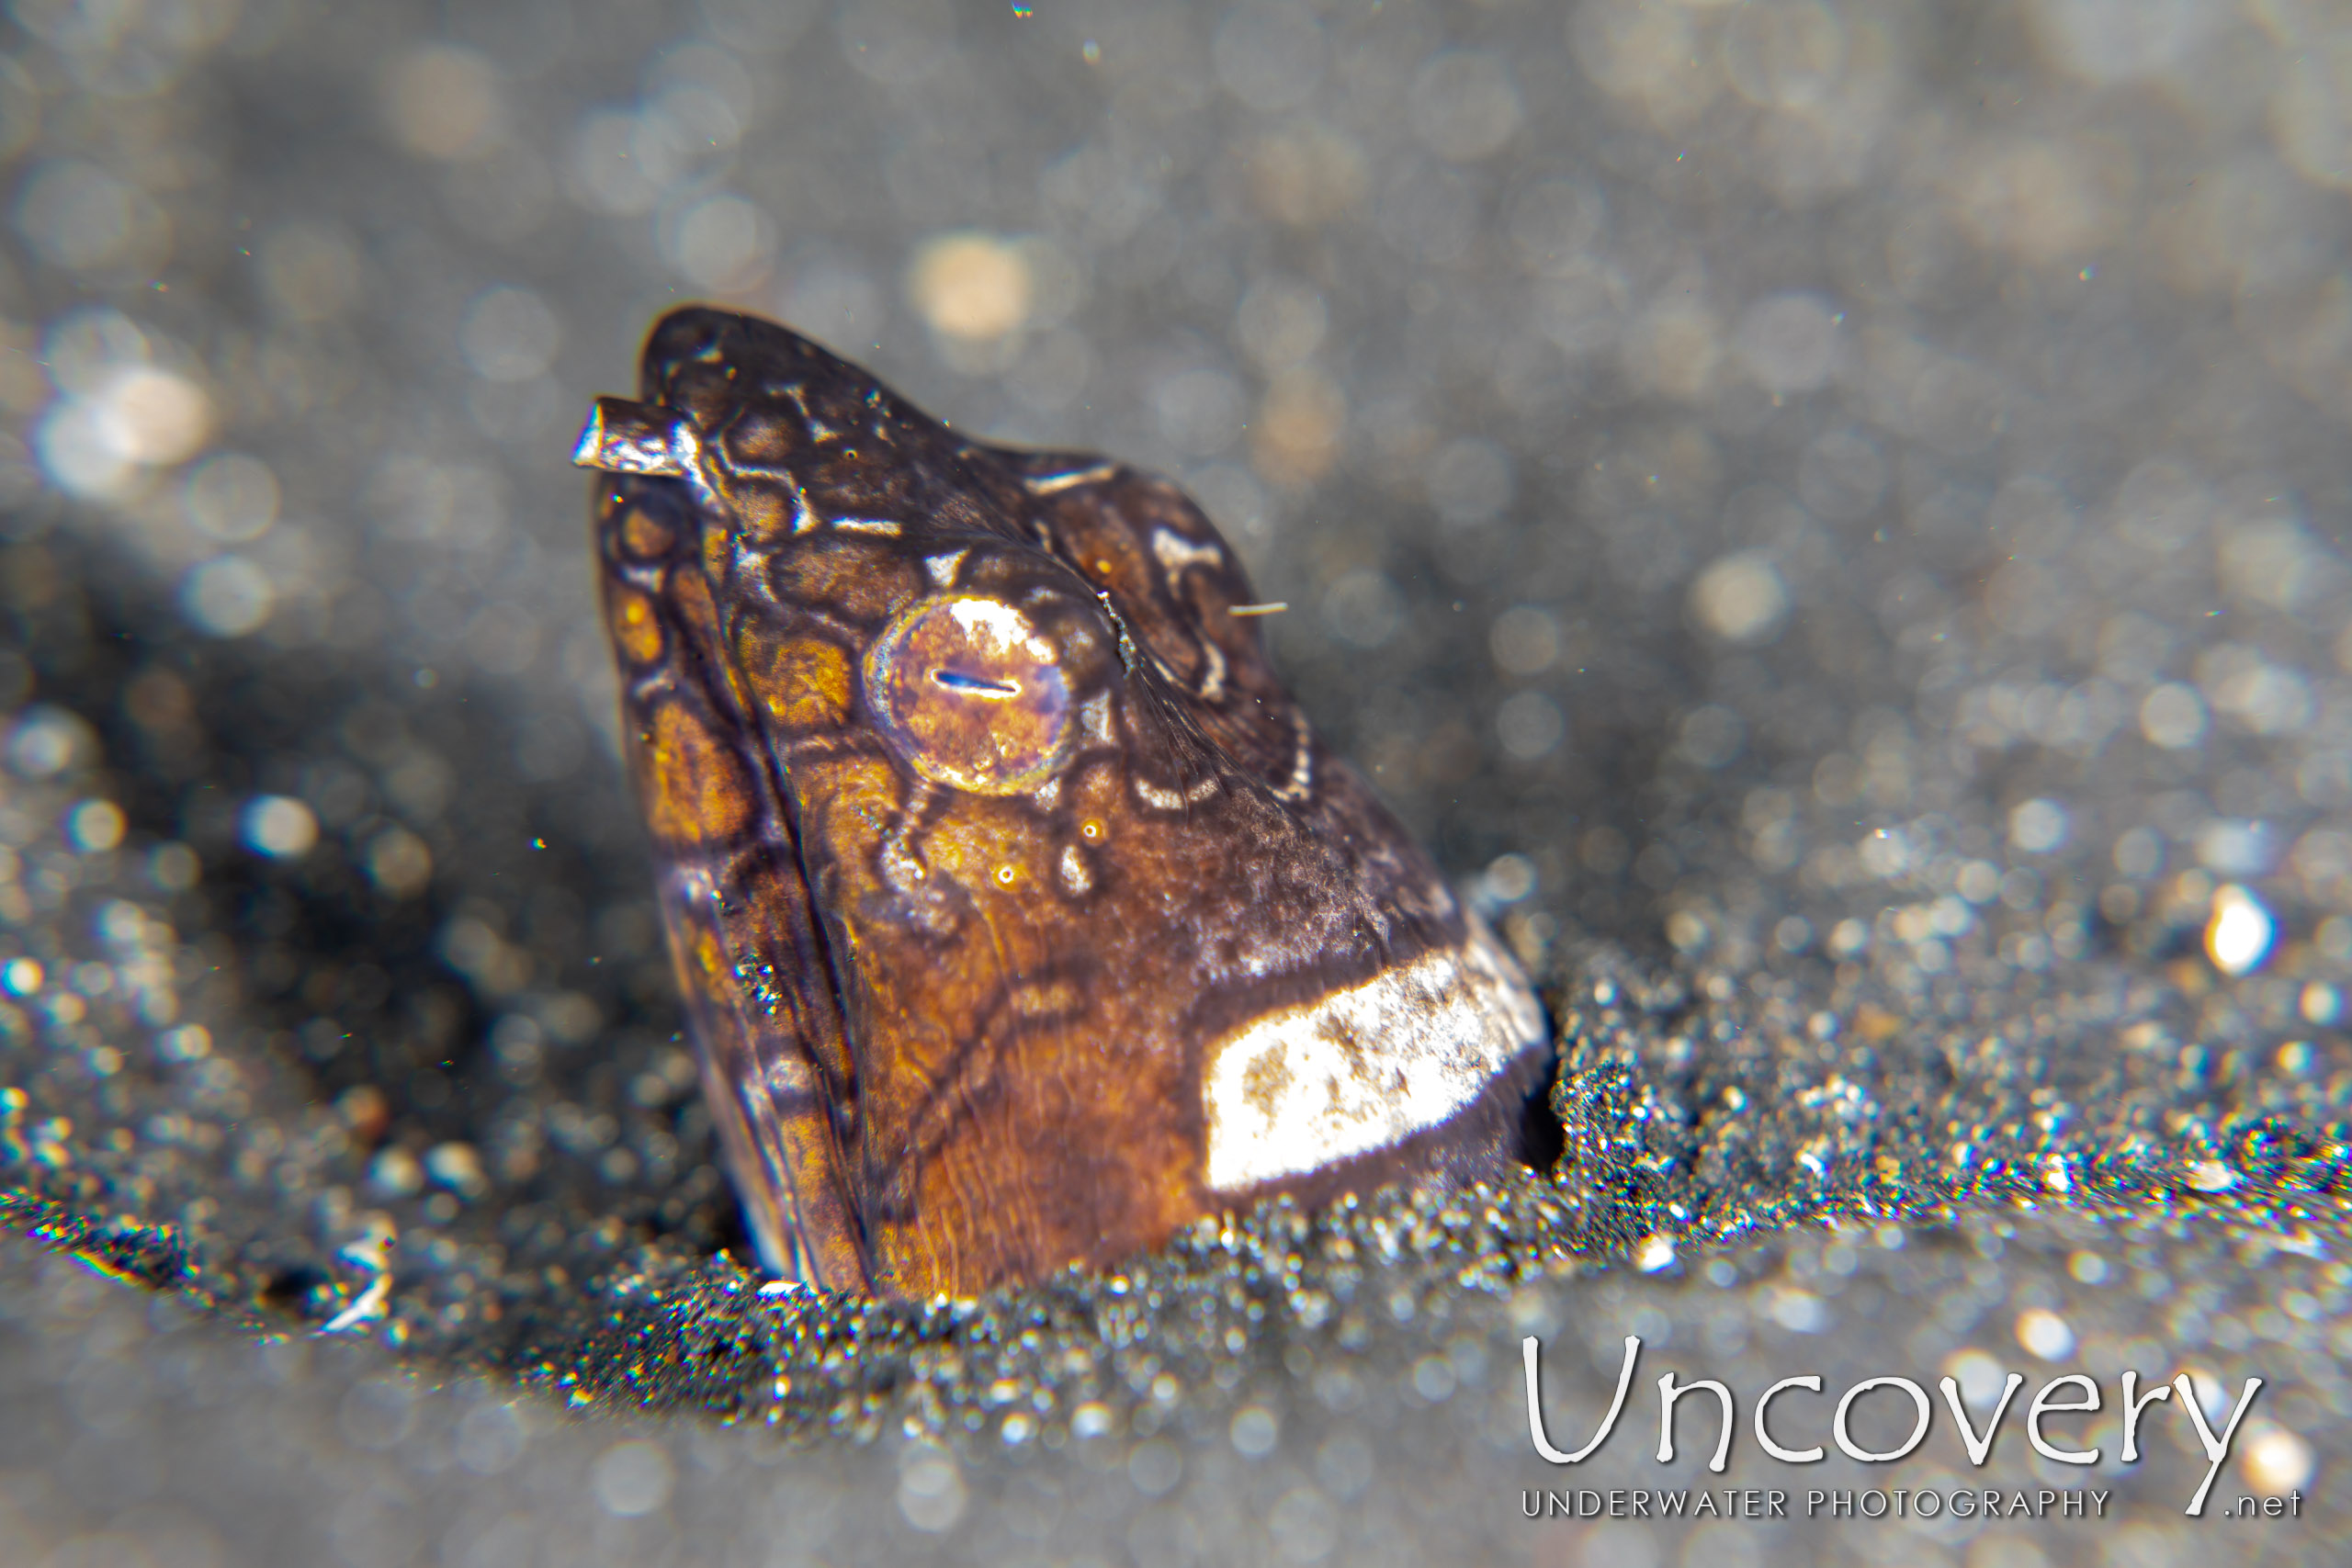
<box><xmin>590</xmin><ymin>307</ymin><xmax>1545</xmax><ymax>1300</ymax></box>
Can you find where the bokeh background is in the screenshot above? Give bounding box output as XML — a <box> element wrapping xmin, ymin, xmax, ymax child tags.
<box><xmin>2</xmin><ymin>0</ymin><xmax>2350</xmax><ymax>1563</ymax></box>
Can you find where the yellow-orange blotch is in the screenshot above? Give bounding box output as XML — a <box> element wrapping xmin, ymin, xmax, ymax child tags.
<box><xmin>619</xmin><ymin>504</ymin><xmax>675</xmax><ymax>560</ymax></box>
<box><xmin>746</xmin><ymin>632</ymin><xmax>854</xmax><ymax>732</ymax></box>
<box><xmin>694</xmin><ymin>928</ymin><xmax>729</xmax><ymax>985</ymax></box>
<box><xmin>772</xmin><ymin>537</ymin><xmax>910</xmax><ymax>625</ymax></box>
<box><xmin>641</xmin><ymin>704</ymin><xmax>755</xmax><ymax>845</ymax></box>
<box><xmin>608</xmin><ymin>586</ymin><xmax>663</xmax><ymax>666</ymax></box>
<box><xmin>717</xmin><ymin>477</ymin><xmax>793</xmax><ymax>540</ymax></box>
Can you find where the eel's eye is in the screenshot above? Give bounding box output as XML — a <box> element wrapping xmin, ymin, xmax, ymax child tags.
<box><xmin>862</xmin><ymin>595</ymin><xmax>1073</xmax><ymax>795</ymax></box>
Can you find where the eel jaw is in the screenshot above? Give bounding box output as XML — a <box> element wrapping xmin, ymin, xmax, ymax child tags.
<box><xmin>1200</xmin><ymin>910</ymin><xmax>1553</xmax><ymax>1202</ymax></box>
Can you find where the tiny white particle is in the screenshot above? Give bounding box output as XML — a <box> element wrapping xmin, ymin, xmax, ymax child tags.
<box><xmin>2015</xmin><ymin>1308</ymin><xmax>2074</xmax><ymax>1361</ymax></box>
<box><xmin>1690</xmin><ymin>550</ymin><xmax>1789</xmax><ymax>643</ymax></box>
<box><xmin>2008</xmin><ymin>796</ymin><xmax>2069</xmax><ymax>853</ymax></box>
<box><xmin>241</xmin><ymin>795</ymin><xmax>318</xmax><ymax>858</ymax></box>
<box><xmin>2205</xmin><ymin>884</ymin><xmax>2273</xmax><ymax>976</ymax></box>
<box><xmin>2187</xmin><ymin>1159</ymin><xmax>2237</xmax><ymax>1193</ymax></box>
<box><xmin>65</xmin><ymin>799</ymin><xmax>125</xmax><ymax>853</ymax></box>
<box><xmin>1229</xmin><ymin>1404</ymin><xmax>1278</xmax><ymax>1458</ymax></box>
<box><xmin>2243</xmin><ymin>1427</ymin><xmax>2314</xmax><ymax>1495</ymax></box>
<box><xmin>319</xmin><ymin>1272</ymin><xmax>391</xmax><ymax>1335</ymax></box>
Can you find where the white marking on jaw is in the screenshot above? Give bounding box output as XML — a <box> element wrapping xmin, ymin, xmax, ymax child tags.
<box><xmin>1151</xmin><ymin>527</ymin><xmax>1224</xmax><ymax>578</ymax></box>
<box><xmin>1134</xmin><ymin>774</ymin><xmax>1219</xmax><ymax>811</ymax></box>
<box><xmin>1030</xmin><ymin>776</ymin><xmax>1062</xmax><ymax>811</ymax></box>
<box><xmin>1080</xmin><ymin>692</ymin><xmax>1114</xmax><ymax>746</ymax></box>
<box><xmin>628</xmin><ymin>667</ymin><xmax>676</xmax><ymax>707</ymax></box>
<box><xmin>1023</xmin><ymin>463</ymin><xmax>1119</xmax><ymax>496</ymax></box>
<box><xmin>1196</xmin><ymin>639</ymin><xmax>1227</xmax><ymax>702</ymax></box>
<box><xmin>1135</xmin><ymin>779</ymin><xmax>1184</xmax><ymax>811</ymax></box>
<box><xmin>880</xmin><ymin>835</ymin><xmax>926</xmax><ymax>890</ymax></box>
<box><xmin>874</xmin><ymin>780</ymin><xmax>955</xmax><ymax>933</ymax></box>
<box><xmin>1272</xmin><ymin>709</ymin><xmax>1314</xmax><ymax>802</ymax></box>
<box><xmin>1201</xmin><ymin>913</ymin><xmax>1547</xmax><ymax>1192</ymax></box>
<box><xmin>835</xmin><ymin>517</ymin><xmax>903</xmax><ymax>536</ymax></box>
<box><xmin>924</xmin><ymin>549</ymin><xmax>968</xmax><ymax>587</ymax></box>
<box><xmin>1148</xmin><ymin>641</ymin><xmax>1231</xmax><ymax>702</ymax></box>
<box><xmin>1059</xmin><ymin>845</ymin><xmax>1091</xmax><ymax>895</ymax></box>
<box><xmin>1011</xmin><ymin>980</ymin><xmax>1080</xmax><ymax>1018</ymax></box>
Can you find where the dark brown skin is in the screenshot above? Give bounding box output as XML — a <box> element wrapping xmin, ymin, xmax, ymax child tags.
<box><xmin>579</xmin><ymin>307</ymin><xmax>1551</xmax><ymax>1300</ymax></box>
